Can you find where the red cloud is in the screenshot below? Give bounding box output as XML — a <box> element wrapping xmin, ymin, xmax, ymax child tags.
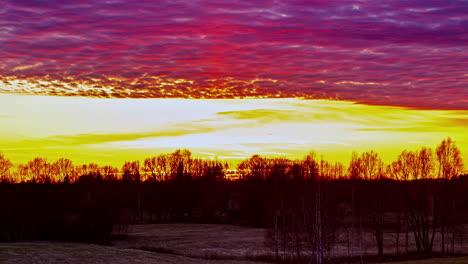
<box><xmin>1</xmin><ymin>0</ymin><xmax>467</xmax><ymax>109</ymax></box>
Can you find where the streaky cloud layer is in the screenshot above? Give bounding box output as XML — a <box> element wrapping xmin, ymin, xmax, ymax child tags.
<box><xmin>0</xmin><ymin>0</ymin><xmax>467</xmax><ymax>109</ymax></box>
<box><xmin>0</xmin><ymin>95</ymin><xmax>466</xmax><ymax>166</ymax></box>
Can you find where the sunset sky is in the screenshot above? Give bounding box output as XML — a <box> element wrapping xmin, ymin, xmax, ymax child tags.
<box><xmin>0</xmin><ymin>0</ymin><xmax>467</xmax><ymax>168</ymax></box>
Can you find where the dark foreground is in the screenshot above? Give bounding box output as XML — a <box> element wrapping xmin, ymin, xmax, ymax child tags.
<box><xmin>2</xmin><ymin>224</ymin><xmax>467</xmax><ymax>264</ymax></box>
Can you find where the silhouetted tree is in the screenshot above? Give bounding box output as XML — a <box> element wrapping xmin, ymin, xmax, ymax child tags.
<box><xmin>238</xmin><ymin>155</ymin><xmax>269</xmax><ymax>180</ymax></box>
<box><xmin>157</xmin><ymin>154</ymin><xmax>170</xmax><ymax>181</ymax></box>
<box><xmin>21</xmin><ymin>157</ymin><xmax>54</xmax><ymax>183</ymax></box>
<box><xmin>347</xmin><ymin>151</ymin><xmax>364</xmax><ymax>260</ymax></box>
<box><xmin>203</xmin><ymin>160</ymin><xmax>226</xmax><ymax>181</ymax></box>
<box><xmin>360</xmin><ymin>151</ymin><xmax>386</xmax><ymax>256</ymax></box>
<box><xmin>122</xmin><ymin>161</ymin><xmax>140</xmax><ymax>182</ymax></box>
<box><xmin>191</xmin><ymin>158</ymin><xmax>205</xmax><ymax>179</ymax></box>
<box><xmin>436</xmin><ymin>137</ymin><xmax>464</xmax><ymax>180</ymax></box>
<box><xmin>266</xmin><ymin>153</ymin><xmax>338</xmax><ymax>263</ymax></box>
<box><xmin>0</xmin><ymin>153</ymin><xmax>13</xmax><ymax>182</ymax></box>
<box><xmin>360</xmin><ymin>150</ymin><xmax>384</xmax><ymax>180</ymax></box>
<box><xmin>142</xmin><ymin>154</ymin><xmax>171</xmax><ymax>181</ymax></box>
<box><xmin>53</xmin><ymin>158</ymin><xmax>73</xmax><ymax>183</ymax></box>
<box><xmin>321</xmin><ymin>161</ymin><xmax>344</xmax><ymax>180</ymax></box>
<box><xmin>76</xmin><ymin>163</ymin><xmax>102</xmax><ymax>183</ymax></box>
<box><xmin>100</xmin><ymin>165</ymin><xmax>119</xmax><ymax>182</ymax></box>
<box><xmin>303</xmin><ymin>152</ymin><xmax>319</xmax><ymax>180</ymax></box>
<box><xmin>169</xmin><ymin>149</ymin><xmax>192</xmax><ymax>181</ymax></box>
<box><xmin>348</xmin><ymin>152</ymin><xmax>362</xmax><ymax>180</ymax></box>
<box><xmin>389</xmin><ymin>150</ymin><xmax>415</xmax><ymax>181</ymax></box>
<box><xmin>3</xmin><ymin>138</ymin><xmax>467</xmax><ymax>261</ymax></box>
<box><xmin>404</xmin><ymin>147</ymin><xmax>437</xmax><ymax>254</ymax></box>
<box><xmin>387</xmin><ymin>158</ymin><xmax>410</xmax><ymax>255</ymax></box>
<box><xmin>436</xmin><ymin>138</ymin><xmax>464</xmax><ymax>254</ymax></box>
<box><xmin>143</xmin><ymin>157</ymin><xmax>158</xmax><ymax>181</ymax></box>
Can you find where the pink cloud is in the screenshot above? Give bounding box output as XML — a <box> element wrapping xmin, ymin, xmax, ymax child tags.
<box><xmin>1</xmin><ymin>0</ymin><xmax>467</xmax><ymax>109</ymax></box>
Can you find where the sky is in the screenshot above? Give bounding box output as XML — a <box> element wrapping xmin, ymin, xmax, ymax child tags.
<box><xmin>0</xmin><ymin>0</ymin><xmax>467</xmax><ymax>168</ymax></box>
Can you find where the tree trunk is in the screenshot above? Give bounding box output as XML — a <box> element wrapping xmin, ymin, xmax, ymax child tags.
<box><xmin>405</xmin><ymin>218</ymin><xmax>409</xmax><ymax>254</ymax></box>
<box><xmin>396</xmin><ymin>213</ymin><xmax>400</xmax><ymax>256</ymax></box>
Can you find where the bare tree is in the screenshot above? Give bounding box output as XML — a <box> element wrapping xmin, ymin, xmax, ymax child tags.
<box><xmin>238</xmin><ymin>155</ymin><xmax>269</xmax><ymax>180</ymax></box>
<box><xmin>86</xmin><ymin>163</ymin><xmax>100</xmax><ymax>176</ymax></box>
<box><xmin>53</xmin><ymin>158</ymin><xmax>73</xmax><ymax>183</ymax></box>
<box><xmin>387</xmin><ymin>158</ymin><xmax>410</xmax><ymax>255</ymax></box>
<box><xmin>191</xmin><ymin>158</ymin><xmax>205</xmax><ymax>179</ymax></box>
<box><xmin>436</xmin><ymin>138</ymin><xmax>464</xmax><ymax>254</ymax></box>
<box><xmin>28</xmin><ymin>158</ymin><xmax>45</xmax><ymax>182</ymax></box>
<box><xmin>436</xmin><ymin>137</ymin><xmax>463</xmax><ymax>180</ymax></box>
<box><xmin>360</xmin><ymin>150</ymin><xmax>384</xmax><ymax>180</ymax></box>
<box><xmin>389</xmin><ymin>150</ymin><xmax>417</xmax><ymax>181</ymax></box>
<box><xmin>100</xmin><ymin>165</ymin><xmax>118</xmax><ymax>182</ymax></box>
<box><xmin>143</xmin><ymin>157</ymin><xmax>158</xmax><ymax>181</ymax></box>
<box><xmin>348</xmin><ymin>151</ymin><xmax>362</xmax><ymax>179</ymax></box>
<box><xmin>266</xmin><ymin>154</ymin><xmax>335</xmax><ymax>264</ymax></box>
<box><xmin>122</xmin><ymin>161</ymin><xmax>140</xmax><ymax>182</ymax></box>
<box><xmin>0</xmin><ymin>153</ymin><xmax>13</xmax><ymax>182</ymax></box>
<box><xmin>157</xmin><ymin>154</ymin><xmax>170</xmax><ymax>181</ymax></box>
<box><xmin>405</xmin><ymin>147</ymin><xmax>437</xmax><ymax>254</ymax></box>
<box><xmin>22</xmin><ymin>157</ymin><xmax>54</xmax><ymax>183</ymax></box>
<box><xmin>303</xmin><ymin>152</ymin><xmax>319</xmax><ymax>180</ymax></box>
<box><xmin>202</xmin><ymin>160</ymin><xmax>226</xmax><ymax>181</ymax></box>
<box><xmin>347</xmin><ymin>151</ymin><xmax>361</xmax><ymax>259</ymax></box>
<box><xmin>168</xmin><ymin>149</ymin><xmax>192</xmax><ymax>181</ymax></box>
<box><xmin>358</xmin><ymin>151</ymin><xmax>386</xmax><ymax>256</ymax></box>
<box><xmin>302</xmin><ymin>153</ymin><xmax>330</xmax><ymax>263</ymax></box>
<box><xmin>330</xmin><ymin>162</ymin><xmax>345</xmax><ymax>180</ymax></box>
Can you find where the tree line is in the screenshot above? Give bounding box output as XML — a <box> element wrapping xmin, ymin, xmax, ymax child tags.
<box><xmin>0</xmin><ymin>149</ymin><xmax>227</xmax><ymax>184</ymax></box>
<box><xmin>0</xmin><ymin>137</ymin><xmax>466</xmax><ymax>264</ymax></box>
<box><xmin>0</xmin><ymin>138</ymin><xmax>463</xmax><ymax>184</ymax></box>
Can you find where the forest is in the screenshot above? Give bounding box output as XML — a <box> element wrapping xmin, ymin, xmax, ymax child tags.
<box><xmin>0</xmin><ymin>137</ymin><xmax>466</xmax><ymax>263</ymax></box>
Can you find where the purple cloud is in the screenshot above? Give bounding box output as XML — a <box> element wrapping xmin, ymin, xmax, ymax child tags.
<box><xmin>1</xmin><ymin>0</ymin><xmax>467</xmax><ymax>109</ymax></box>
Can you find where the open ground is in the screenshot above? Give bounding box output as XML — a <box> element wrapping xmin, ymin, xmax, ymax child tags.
<box><xmin>1</xmin><ymin>224</ymin><xmax>467</xmax><ymax>263</ymax></box>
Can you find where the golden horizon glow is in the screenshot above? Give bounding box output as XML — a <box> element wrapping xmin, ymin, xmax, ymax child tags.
<box><xmin>0</xmin><ymin>94</ymin><xmax>467</xmax><ymax>170</ymax></box>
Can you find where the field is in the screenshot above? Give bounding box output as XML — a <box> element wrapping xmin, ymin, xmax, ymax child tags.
<box><xmin>112</xmin><ymin>224</ymin><xmax>271</xmax><ymax>261</ymax></box>
<box><xmin>1</xmin><ymin>224</ymin><xmax>467</xmax><ymax>263</ymax></box>
<box><xmin>388</xmin><ymin>257</ymin><xmax>468</xmax><ymax>264</ymax></box>
<box><xmin>0</xmin><ymin>241</ymin><xmax>268</xmax><ymax>264</ymax></box>
<box><xmin>0</xmin><ymin>224</ymin><xmax>271</xmax><ymax>264</ymax></box>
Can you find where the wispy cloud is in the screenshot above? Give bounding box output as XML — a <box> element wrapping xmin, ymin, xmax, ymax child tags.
<box><xmin>1</xmin><ymin>97</ymin><xmax>467</xmax><ymax>165</ymax></box>
<box><xmin>9</xmin><ymin>122</ymin><xmax>223</xmax><ymax>149</ymax></box>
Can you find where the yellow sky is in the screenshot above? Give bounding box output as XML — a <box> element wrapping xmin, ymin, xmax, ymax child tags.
<box><xmin>0</xmin><ymin>94</ymin><xmax>466</xmax><ymax>169</ymax></box>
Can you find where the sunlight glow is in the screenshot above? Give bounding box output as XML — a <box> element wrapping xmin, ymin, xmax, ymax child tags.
<box><xmin>0</xmin><ymin>94</ymin><xmax>466</xmax><ymax>167</ymax></box>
